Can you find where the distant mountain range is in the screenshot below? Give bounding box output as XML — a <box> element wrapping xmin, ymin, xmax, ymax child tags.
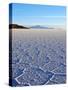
<box><xmin>9</xmin><ymin>24</ymin><xmax>54</xmax><ymax>29</ymax></box>
<box><xmin>31</xmin><ymin>25</ymin><xmax>54</xmax><ymax>29</ymax></box>
<box><xmin>9</xmin><ymin>24</ymin><xmax>30</xmax><ymax>29</ymax></box>
<box><xmin>31</xmin><ymin>25</ymin><xmax>48</xmax><ymax>29</ymax></box>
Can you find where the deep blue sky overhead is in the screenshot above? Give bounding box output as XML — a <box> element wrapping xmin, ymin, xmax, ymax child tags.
<box><xmin>10</xmin><ymin>3</ymin><xmax>66</xmax><ymax>27</ymax></box>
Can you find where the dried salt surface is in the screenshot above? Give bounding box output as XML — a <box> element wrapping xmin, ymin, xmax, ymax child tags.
<box><xmin>11</xmin><ymin>29</ymin><xmax>66</xmax><ymax>86</ymax></box>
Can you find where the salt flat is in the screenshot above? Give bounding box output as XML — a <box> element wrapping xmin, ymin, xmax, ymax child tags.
<box><xmin>12</xmin><ymin>29</ymin><xmax>66</xmax><ymax>86</ymax></box>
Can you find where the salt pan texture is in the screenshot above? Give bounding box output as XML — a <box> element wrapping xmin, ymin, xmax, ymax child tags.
<box><xmin>12</xmin><ymin>29</ymin><xmax>66</xmax><ymax>86</ymax></box>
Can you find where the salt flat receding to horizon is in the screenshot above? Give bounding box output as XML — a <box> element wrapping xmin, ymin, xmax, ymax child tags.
<box><xmin>12</xmin><ymin>28</ymin><xmax>66</xmax><ymax>86</ymax></box>
<box><xmin>12</xmin><ymin>29</ymin><xmax>66</xmax><ymax>41</ymax></box>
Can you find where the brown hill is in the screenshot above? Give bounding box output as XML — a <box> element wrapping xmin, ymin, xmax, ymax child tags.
<box><xmin>9</xmin><ymin>24</ymin><xmax>29</xmax><ymax>29</ymax></box>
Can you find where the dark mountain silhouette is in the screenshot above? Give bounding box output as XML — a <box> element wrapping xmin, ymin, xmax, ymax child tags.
<box><xmin>9</xmin><ymin>24</ymin><xmax>29</xmax><ymax>29</ymax></box>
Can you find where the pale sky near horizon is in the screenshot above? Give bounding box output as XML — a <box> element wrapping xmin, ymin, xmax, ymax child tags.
<box><xmin>9</xmin><ymin>3</ymin><xmax>66</xmax><ymax>27</ymax></box>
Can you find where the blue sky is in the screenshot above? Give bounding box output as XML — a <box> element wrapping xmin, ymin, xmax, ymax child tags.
<box><xmin>9</xmin><ymin>3</ymin><xmax>66</xmax><ymax>27</ymax></box>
